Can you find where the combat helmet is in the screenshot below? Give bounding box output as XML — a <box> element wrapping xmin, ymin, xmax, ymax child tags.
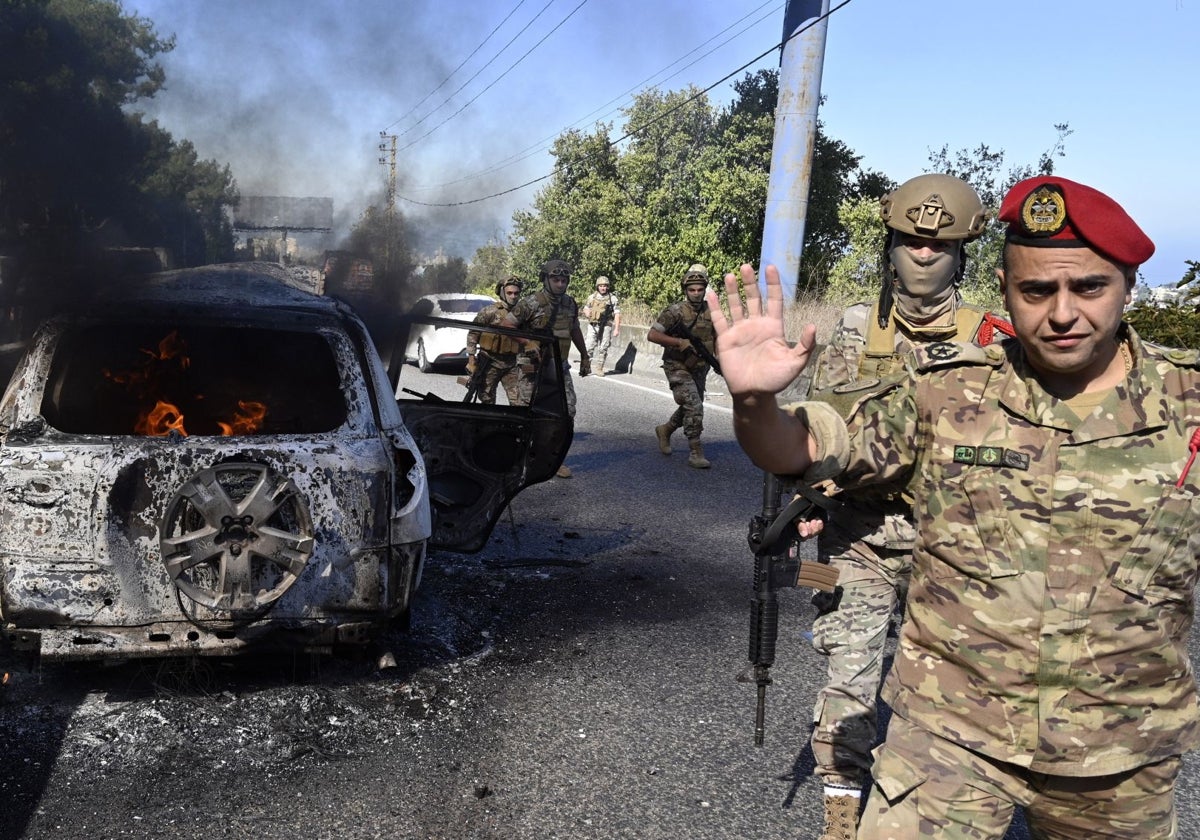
<box><xmin>595</xmin><ymin>275</ymin><xmax>611</xmax><ymax>290</ymax></box>
<box><xmin>681</xmin><ymin>263</ymin><xmax>709</xmax><ymax>292</ymax></box>
<box><xmin>879</xmin><ymin>173</ymin><xmax>988</xmax><ymax>241</ymax></box>
<box><xmin>539</xmin><ymin>259</ymin><xmax>572</xmax><ymax>295</ymax></box>
<box><xmin>495</xmin><ymin>275</ymin><xmax>523</xmax><ymax>299</ymax></box>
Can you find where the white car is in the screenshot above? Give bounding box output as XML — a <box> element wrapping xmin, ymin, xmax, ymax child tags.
<box><xmin>0</xmin><ymin>264</ymin><xmax>570</xmax><ymax>662</ymax></box>
<box><xmin>403</xmin><ymin>293</ymin><xmax>495</xmax><ymax>372</ymax></box>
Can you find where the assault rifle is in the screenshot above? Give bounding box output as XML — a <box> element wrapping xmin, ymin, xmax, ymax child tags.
<box><xmin>666</xmin><ymin>318</ymin><xmax>722</xmax><ymax>376</ymax></box>
<box><xmin>458</xmin><ymin>353</ymin><xmax>493</xmax><ymax>403</ymax></box>
<box><xmin>745</xmin><ymin>472</ymin><xmax>841</xmax><ymax>746</ymax></box>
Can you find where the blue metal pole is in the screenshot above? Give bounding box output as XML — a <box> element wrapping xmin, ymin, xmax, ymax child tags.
<box><xmin>758</xmin><ymin>0</ymin><xmax>829</xmax><ymax>301</ymax></box>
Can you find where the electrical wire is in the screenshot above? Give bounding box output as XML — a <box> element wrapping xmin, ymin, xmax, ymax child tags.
<box><xmin>395</xmin><ymin>0</ymin><xmax>853</xmax><ymax>208</ymax></box>
<box><xmin>404</xmin><ymin>0</ymin><xmax>781</xmax><ymax>195</ymax></box>
<box><xmin>382</xmin><ymin>0</ymin><xmax>530</xmax><ymax>133</ymax></box>
<box><xmin>396</xmin><ymin>0</ymin><xmax>589</xmax><ymax>152</ymax></box>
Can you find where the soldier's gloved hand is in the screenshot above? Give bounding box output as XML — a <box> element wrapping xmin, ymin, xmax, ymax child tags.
<box><xmin>677</xmin><ymin>338</ymin><xmax>694</xmax><ymax>354</ymax></box>
<box><xmin>466</xmin><ymin>355</ymin><xmax>477</xmax><ymax>374</ymax></box>
<box><xmin>578</xmin><ymin>356</ymin><xmax>591</xmax><ymax>377</ymax></box>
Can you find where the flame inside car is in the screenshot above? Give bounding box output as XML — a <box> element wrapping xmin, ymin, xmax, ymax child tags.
<box><xmin>44</xmin><ymin>323</ymin><xmax>345</xmax><ymax>436</ymax></box>
<box><xmin>102</xmin><ymin>330</ymin><xmax>271</xmax><ymax>437</ymax></box>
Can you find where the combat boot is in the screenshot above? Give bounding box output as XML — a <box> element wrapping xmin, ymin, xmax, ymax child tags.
<box><xmin>655</xmin><ymin>421</ymin><xmax>677</xmax><ymax>455</ymax></box>
<box><xmin>818</xmin><ymin>792</ymin><xmax>859</xmax><ymax>840</ymax></box>
<box><xmin>687</xmin><ymin>440</ymin><xmax>710</xmax><ymax>469</ymax></box>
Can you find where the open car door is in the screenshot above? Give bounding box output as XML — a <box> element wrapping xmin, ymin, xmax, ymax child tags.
<box><xmin>392</xmin><ymin>315</ymin><xmax>572</xmax><ymax>553</ymax></box>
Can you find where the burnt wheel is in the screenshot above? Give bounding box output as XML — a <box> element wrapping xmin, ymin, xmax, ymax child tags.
<box><xmin>160</xmin><ymin>462</ymin><xmax>314</xmax><ymax>612</ymax></box>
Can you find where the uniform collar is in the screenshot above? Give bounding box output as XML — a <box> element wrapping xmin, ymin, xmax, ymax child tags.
<box><xmin>998</xmin><ymin>325</ymin><xmax>1167</xmax><ymax>441</ymax></box>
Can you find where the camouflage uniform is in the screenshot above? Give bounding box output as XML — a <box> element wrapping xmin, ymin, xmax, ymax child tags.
<box><xmin>466</xmin><ymin>299</ymin><xmax>522</xmax><ymax>405</ymax></box>
<box><xmin>582</xmin><ymin>290</ymin><xmax>620</xmax><ymax>372</ymax></box>
<box><xmin>652</xmin><ymin>300</ymin><xmax>717</xmax><ymax>441</ymax></box>
<box><xmin>507</xmin><ymin>289</ymin><xmax>579</xmax><ymax>418</ymax></box>
<box><xmin>807</xmin><ymin>300</ymin><xmax>1011</xmax><ymax>789</ymax></box>
<box><xmin>794</xmin><ymin>327</ymin><xmax>1200</xmax><ymax>836</ymax></box>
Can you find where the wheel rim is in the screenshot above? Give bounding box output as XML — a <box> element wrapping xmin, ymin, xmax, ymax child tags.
<box><xmin>160</xmin><ymin>462</ymin><xmax>314</xmax><ymax>612</ymax></box>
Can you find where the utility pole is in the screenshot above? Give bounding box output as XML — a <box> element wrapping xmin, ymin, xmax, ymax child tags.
<box><xmin>377</xmin><ymin>132</ymin><xmax>397</xmax><ymax>272</ymax></box>
<box><xmin>758</xmin><ymin>0</ymin><xmax>830</xmax><ymax>302</ymax></box>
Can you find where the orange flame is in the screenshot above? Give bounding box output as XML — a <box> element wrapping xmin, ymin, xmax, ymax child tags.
<box><xmin>217</xmin><ymin>401</ymin><xmax>267</xmax><ymax>436</ymax></box>
<box><xmin>135</xmin><ymin>400</ymin><xmax>188</xmax><ymax>437</ymax></box>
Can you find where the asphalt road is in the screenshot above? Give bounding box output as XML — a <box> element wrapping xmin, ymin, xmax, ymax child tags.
<box><xmin>2</xmin><ymin>363</ymin><xmax>1199</xmax><ymax>839</ymax></box>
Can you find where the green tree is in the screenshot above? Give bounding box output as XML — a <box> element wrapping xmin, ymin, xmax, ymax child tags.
<box><xmin>508</xmin><ymin>71</ymin><xmax>888</xmax><ymax>311</ymax></box>
<box><xmin>467</xmin><ymin>240</ymin><xmax>514</xmax><ymax>295</ymax></box>
<box><xmin>1</xmin><ymin>0</ymin><xmax>238</xmax><ymax>269</ymax></box>
<box><xmin>1126</xmin><ymin>260</ymin><xmax>1200</xmax><ymax>348</ymax></box>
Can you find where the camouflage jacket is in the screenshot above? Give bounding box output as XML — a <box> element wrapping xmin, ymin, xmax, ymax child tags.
<box><xmin>807</xmin><ymin>300</ymin><xmax>1009</xmax><ymax>552</ymax></box>
<box><xmin>796</xmin><ymin>326</ymin><xmax>1200</xmax><ymax>775</ymax></box>
<box><xmin>467</xmin><ymin>300</ymin><xmax>521</xmax><ymax>357</ymax></box>
<box><xmin>653</xmin><ymin>301</ymin><xmax>716</xmax><ymax>372</ymax></box>
<box><xmin>508</xmin><ymin>290</ymin><xmax>579</xmax><ymax>361</ymax></box>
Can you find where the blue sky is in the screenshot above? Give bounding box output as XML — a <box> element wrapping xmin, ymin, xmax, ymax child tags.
<box><xmin>124</xmin><ymin>0</ymin><xmax>1198</xmax><ymax>286</ymax></box>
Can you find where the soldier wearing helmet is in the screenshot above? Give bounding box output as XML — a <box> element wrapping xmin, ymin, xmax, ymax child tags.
<box><xmin>647</xmin><ymin>263</ymin><xmax>720</xmax><ymax>469</ymax></box>
<box><xmin>803</xmin><ymin>174</ymin><xmax>1012</xmax><ymax>840</ymax></box>
<box><xmin>581</xmin><ymin>276</ymin><xmax>621</xmax><ymax>376</ymax></box>
<box><xmin>502</xmin><ymin>259</ymin><xmax>590</xmax><ymax>478</ymax></box>
<box><xmin>464</xmin><ymin>275</ymin><xmax>525</xmax><ymax>405</ymax></box>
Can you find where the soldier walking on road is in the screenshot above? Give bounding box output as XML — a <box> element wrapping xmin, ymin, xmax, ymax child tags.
<box><xmin>464</xmin><ymin>276</ymin><xmax>524</xmax><ymax>405</ymax></box>
<box><xmin>805</xmin><ymin>174</ymin><xmax>1013</xmax><ymax>840</ymax></box>
<box><xmin>647</xmin><ymin>264</ymin><xmax>718</xmax><ymax>469</ymax></box>
<box><xmin>712</xmin><ymin>176</ymin><xmax>1197</xmax><ymax>839</ymax></box>
<box><xmin>582</xmin><ymin>276</ymin><xmax>621</xmax><ymax>376</ymax></box>
<box><xmin>503</xmin><ymin>259</ymin><xmax>590</xmax><ymax>478</ymax></box>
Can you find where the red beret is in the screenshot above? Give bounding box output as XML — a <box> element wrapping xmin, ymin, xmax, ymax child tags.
<box><xmin>998</xmin><ymin>176</ymin><xmax>1154</xmax><ymax>267</ymax></box>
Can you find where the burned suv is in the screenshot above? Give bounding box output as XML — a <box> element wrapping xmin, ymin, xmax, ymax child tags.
<box><xmin>0</xmin><ymin>263</ymin><xmax>570</xmax><ymax>662</ymax></box>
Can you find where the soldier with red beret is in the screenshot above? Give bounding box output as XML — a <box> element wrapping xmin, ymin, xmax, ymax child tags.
<box><xmin>711</xmin><ymin>176</ymin><xmax>1200</xmax><ymax>838</ymax></box>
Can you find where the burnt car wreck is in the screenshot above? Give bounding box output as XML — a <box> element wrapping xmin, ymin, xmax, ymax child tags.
<box><xmin>0</xmin><ymin>263</ymin><xmax>570</xmax><ymax>662</ymax></box>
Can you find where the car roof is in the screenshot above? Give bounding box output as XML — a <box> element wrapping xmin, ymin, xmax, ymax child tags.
<box><xmin>59</xmin><ymin>263</ymin><xmax>353</xmax><ymax>322</ymax></box>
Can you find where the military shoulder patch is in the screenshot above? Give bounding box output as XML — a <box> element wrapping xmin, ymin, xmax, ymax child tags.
<box><xmin>910</xmin><ymin>341</ymin><xmax>1005</xmax><ymax>373</ymax></box>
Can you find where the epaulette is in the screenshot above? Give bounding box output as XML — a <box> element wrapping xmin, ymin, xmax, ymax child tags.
<box><xmin>909</xmin><ymin>341</ymin><xmax>1006</xmax><ymax>373</ymax></box>
<box><xmin>1143</xmin><ymin>342</ymin><xmax>1200</xmax><ymax>369</ymax></box>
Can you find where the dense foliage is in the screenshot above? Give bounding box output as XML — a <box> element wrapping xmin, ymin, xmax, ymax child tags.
<box><xmin>1126</xmin><ymin>260</ymin><xmax>1200</xmax><ymax>349</ymax></box>
<box><xmin>500</xmin><ymin>70</ymin><xmax>889</xmax><ymax>310</ymax></box>
<box><xmin>0</xmin><ymin>0</ymin><xmax>238</xmax><ymax>273</ymax></box>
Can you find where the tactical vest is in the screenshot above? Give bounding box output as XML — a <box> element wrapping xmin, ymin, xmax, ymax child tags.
<box><xmin>588</xmin><ymin>293</ymin><xmax>616</xmax><ymax>325</ymax></box>
<box><xmin>861</xmin><ymin>301</ymin><xmax>998</xmax><ymax>379</ymax></box>
<box><xmin>814</xmin><ymin>302</ymin><xmax>1013</xmax><ymax>420</ymax></box>
<box><xmin>477</xmin><ymin>302</ymin><xmax>521</xmax><ymax>355</ymax></box>
<box><xmin>531</xmin><ymin>289</ymin><xmax>578</xmax><ymax>359</ymax></box>
<box><xmin>661</xmin><ymin>302</ymin><xmax>716</xmax><ymax>369</ymax></box>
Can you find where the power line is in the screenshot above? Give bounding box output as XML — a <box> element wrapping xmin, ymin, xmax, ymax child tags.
<box><xmin>396</xmin><ymin>0</ymin><xmax>589</xmax><ymax>153</ymax></box>
<box><xmin>404</xmin><ymin>0</ymin><xmax>782</xmax><ymax>195</ymax></box>
<box><xmin>396</xmin><ymin>0</ymin><xmax>853</xmax><ymax>208</ymax></box>
<box><xmin>382</xmin><ymin>0</ymin><xmax>530</xmax><ymax>133</ymax></box>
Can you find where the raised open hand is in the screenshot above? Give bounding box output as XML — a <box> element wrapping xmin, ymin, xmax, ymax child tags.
<box><xmin>706</xmin><ymin>264</ymin><xmax>816</xmax><ymax>398</ymax></box>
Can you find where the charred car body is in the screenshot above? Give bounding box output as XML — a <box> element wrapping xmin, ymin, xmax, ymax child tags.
<box><xmin>0</xmin><ymin>263</ymin><xmax>570</xmax><ymax>662</ymax></box>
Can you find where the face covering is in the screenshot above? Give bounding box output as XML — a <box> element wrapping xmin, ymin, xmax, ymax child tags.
<box><xmin>888</xmin><ymin>241</ymin><xmax>962</xmax><ymax>333</ymax></box>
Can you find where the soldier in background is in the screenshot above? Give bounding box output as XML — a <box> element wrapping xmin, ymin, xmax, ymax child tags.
<box><xmin>464</xmin><ymin>275</ymin><xmax>524</xmax><ymax>405</ymax></box>
<box><xmin>581</xmin><ymin>276</ymin><xmax>621</xmax><ymax>376</ymax></box>
<box><xmin>804</xmin><ymin>174</ymin><xmax>1012</xmax><ymax>839</ymax></box>
<box><xmin>503</xmin><ymin>259</ymin><xmax>590</xmax><ymax>478</ymax></box>
<box><xmin>647</xmin><ymin>264</ymin><xmax>718</xmax><ymax>469</ymax></box>
<box><xmin>712</xmin><ymin>176</ymin><xmax>1196</xmax><ymax>839</ymax></box>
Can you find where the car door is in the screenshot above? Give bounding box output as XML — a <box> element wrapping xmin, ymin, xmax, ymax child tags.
<box><xmin>390</xmin><ymin>314</ymin><xmax>573</xmax><ymax>553</ymax></box>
